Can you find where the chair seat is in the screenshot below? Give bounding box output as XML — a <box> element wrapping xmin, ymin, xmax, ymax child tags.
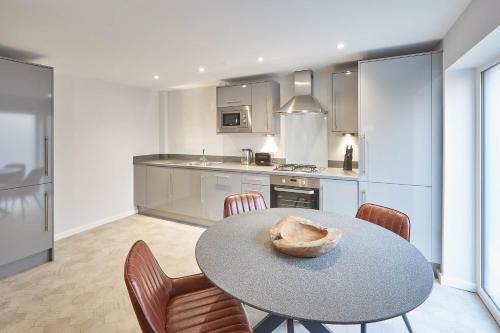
<box><xmin>166</xmin><ymin>286</ymin><xmax>252</xmax><ymax>333</ymax></box>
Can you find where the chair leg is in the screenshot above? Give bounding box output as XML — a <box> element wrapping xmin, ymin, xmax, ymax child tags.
<box><xmin>287</xmin><ymin>319</ymin><xmax>294</xmax><ymax>333</ymax></box>
<box><xmin>360</xmin><ymin>323</ymin><xmax>366</xmax><ymax>333</ymax></box>
<box><xmin>402</xmin><ymin>314</ymin><xmax>413</xmax><ymax>333</ymax></box>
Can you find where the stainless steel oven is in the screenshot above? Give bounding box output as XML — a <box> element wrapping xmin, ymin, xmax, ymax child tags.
<box><xmin>270</xmin><ymin>175</ymin><xmax>320</xmax><ymax>210</ymax></box>
<box><xmin>217</xmin><ymin>106</ymin><xmax>252</xmax><ymax>133</ymax></box>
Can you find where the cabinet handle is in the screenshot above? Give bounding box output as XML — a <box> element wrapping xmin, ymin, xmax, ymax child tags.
<box><xmin>360</xmin><ymin>190</ymin><xmax>366</xmax><ymax>204</ymax></box>
<box><xmin>44</xmin><ymin>192</ymin><xmax>49</xmax><ymax>231</ymax></box>
<box><xmin>333</xmin><ymin>93</ymin><xmax>338</xmax><ymax>130</ymax></box>
<box><xmin>44</xmin><ymin>136</ymin><xmax>49</xmax><ymax>176</ymax></box>
<box><xmin>360</xmin><ymin>134</ymin><xmax>367</xmax><ymax>175</ymax></box>
<box><xmin>226</xmin><ymin>101</ymin><xmax>241</xmax><ymax>104</ymax></box>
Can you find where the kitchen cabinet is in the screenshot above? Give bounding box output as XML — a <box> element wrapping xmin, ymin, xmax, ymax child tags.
<box><xmin>359</xmin><ymin>54</ymin><xmax>432</xmax><ymax>186</ymax></box>
<box><xmin>358</xmin><ymin>181</ymin><xmax>432</xmax><ymax>260</ymax></box>
<box><xmin>134</xmin><ymin>165</ymin><xmax>147</xmax><ymax>207</ymax></box>
<box><xmin>241</xmin><ymin>184</ymin><xmax>270</xmax><ymax>207</ymax></box>
<box><xmin>0</xmin><ymin>183</ymin><xmax>52</xmax><ymax>267</ymax></box>
<box><xmin>146</xmin><ymin>166</ymin><xmax>172</xmax><ymax>211</ymax></box>
<box><xmin>203</xmin><ymin>172</ymin><xmax>242</xmax><ymax>221</ymax></box>
<box><xmin>216</xmin><ymin>85</ymin><xmax>251</xmax><ymax>107</ymax></box>
<box><xmin>250</xmin><ymin>81</ymin><xmax>280</xmax><ymax>134</ymax></box>
<box><xmin>170</xmin><ymin>169</ymin><xmax>204</xmax><ymax>219</ymax></box>
<box><xmin>320</xmin><ymin>179</ymin><xmax>358</xmax><ymax>216</ymax></box>
<box><xmin>331</xmin><ymin>71</ymin><xmax>358</xmax><ymax>133</ymax></box>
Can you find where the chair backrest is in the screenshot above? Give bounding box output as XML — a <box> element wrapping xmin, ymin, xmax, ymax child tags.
<box><xmin>355</xmin><ymin>203</ymin><xmax>410</xmax><ymax>241</ymax></box>
<box><xmin>223</xmin><ymin>192</ymin><xmax>267</xmax><ymax>218</ymax></box>
<box><xmin>124</xmin><ymin>240</ymin><xmax>172</xmax><ymax>333</ymax></box>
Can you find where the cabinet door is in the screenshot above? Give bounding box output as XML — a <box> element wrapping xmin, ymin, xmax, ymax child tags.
<box><xmin>0</xmin><ymin>183</ymin><xmax>52</xmax><ymax>266</ymax></box>
<box><xmin>217</xmin><ymin>85</ymin><xmax>251</xmax><ymax>107</ymax></box>
<box><xmin>241</xmin><ymin>183</ymin><xmax>270</xmax><ymax>207</ymax></box>
<box><xmin>251</xmin><ymin>82</ymin><xmax>271</xmax><ymax>133</ymax></box>
<box><xmin>359</xmin><ymin>55</ymin><xmax>431</xmax><ymax>186</ymax></box>
<box><xmin>358</xmin><ymin>181</ymin><xmax>432</xmax><ymax>260</ymax></box>
<box><xmin>134</xmin><ymin>165</ymin><xmax>147</xmax><ymax>207</ymax></box>
<box><xmin>146</xmin><ymin>166</ymin><xmax>172</xmax><ymax>211</ymax></box>
<box><xmin>320</xmin><ymin>179</ymin><xmax>358</xmax><ymax>216</ymax></box>
<box><xmin>170</xmin><ymin>169</ymin><xmax>203</xmax><ymax>219</ymax></box>
<box><xmin>0</xmin><ymin>59</ymin><xmax>53</xmax><ymax>190</ymax></box>
<box><xmin>332</xmin><ymin>72</ymin><xmax>358</xmax><ymax>133</ymax></box>
<box><xmin>203</xmin><ymin>172</ymin><xmax>242</xmax><ymax>221</ymax></box>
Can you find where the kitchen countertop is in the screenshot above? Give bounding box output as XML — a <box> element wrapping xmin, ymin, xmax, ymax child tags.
<box><xmin>134</xmin><ymin>159</ymin><xmax>358</xmax><ymax>180</ymax></box>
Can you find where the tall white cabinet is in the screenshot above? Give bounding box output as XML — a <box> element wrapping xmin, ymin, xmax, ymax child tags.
<box><xmin>358</xmin><ymin>52</ymin><xmax>442</xmax><ymax>263</ymax></box>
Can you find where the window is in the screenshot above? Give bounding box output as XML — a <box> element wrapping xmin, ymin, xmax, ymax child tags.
<box><xmin>481</xmin><ymin>61</ymin><xmax>500</xmax><ymax>314</ymax></box>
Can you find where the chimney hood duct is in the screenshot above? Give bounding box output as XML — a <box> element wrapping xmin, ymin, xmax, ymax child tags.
<box><xmin>277</xmin><ymin>70</ymin><xmax>326</xmax><ymax>114</ymax></box>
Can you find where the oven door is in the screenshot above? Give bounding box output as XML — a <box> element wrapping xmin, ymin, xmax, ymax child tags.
<box><xmin>271</xmin><ymin>185</ymin><xmax>320</xmax><ymax>210</ymax></box>
<box><xmin>217</xmin><ymin>106</ymin><xmax>251</xmax><ymax>133</ymax></box>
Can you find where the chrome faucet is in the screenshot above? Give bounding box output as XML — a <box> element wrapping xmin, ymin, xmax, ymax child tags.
<box><xmin>200</xmin><ymin>148</ymin><xmax>207</xmax><ymax>163</ymax></box>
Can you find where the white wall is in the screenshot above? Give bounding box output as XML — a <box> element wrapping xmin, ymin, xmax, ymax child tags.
<box><xmin>440</xmin><ymin>0</ymin><xmax>500</xmax><ymax>291</ymax></box>
<box><xmin>443</xmin><ymin>0</ymin><xmax>500</xmax><ymax>69</ymax></box>
<box><xmin>441</xmin><ymin>69</ymin><xmax>476</xmax><ymax>290</ymax></box>
<box><xmin>164</xmin><ymin>69</ymin><xmax>359</xmax><ymax>162</ymax></box>
<box><xmin>54</xmin><ymin>74</ymin><xmax>159</xmax><ymax>238</ymax></box>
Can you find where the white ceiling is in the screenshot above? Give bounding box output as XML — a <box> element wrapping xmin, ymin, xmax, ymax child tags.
<box><xmin>0</xmin><ymin>0</ymin><xmax>470</xmax><ymax>90</ymax></box>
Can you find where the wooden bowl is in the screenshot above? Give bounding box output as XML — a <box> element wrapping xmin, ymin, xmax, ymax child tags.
<box><xmin>269</xmin><ymin>216</ymin><xmax>342</xmax><ymax>258</ymax></box>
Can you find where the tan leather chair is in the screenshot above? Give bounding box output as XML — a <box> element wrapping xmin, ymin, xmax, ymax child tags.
<box><xmin>124</xmin><ymin>240</ymin><xmax>253</xmax><ymax>333</ymax></box>
<box><xmin>223</xmin><ymin>192</ymin><xmax>267</xmax><ymax>218</ymax></box>
<box><xmin>356</xmin><ymin>203</ymin><xmax>410</xmax><ymax>241</ymax></box>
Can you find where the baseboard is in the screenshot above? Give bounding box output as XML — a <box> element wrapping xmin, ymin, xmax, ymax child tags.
<box><xmin>55</xmin><ymin>209</ymin><xmax>137</xmax><ymax>241</ymax></box>
<box><xmin>437</xmin><ymin>270</ymin><xmax>477</xmax><ymax>292</ymax></box>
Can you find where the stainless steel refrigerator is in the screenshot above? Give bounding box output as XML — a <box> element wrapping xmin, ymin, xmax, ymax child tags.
<box><xmin>0</xmin><ymin>56</ymin><xmax>53</xmax><ymax>278</ymax></box>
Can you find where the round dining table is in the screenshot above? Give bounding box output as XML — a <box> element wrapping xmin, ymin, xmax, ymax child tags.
<box><xmin>195</xmin><ymin>208</ymin><xmax>434</xmax><ymax>333</ymax></box>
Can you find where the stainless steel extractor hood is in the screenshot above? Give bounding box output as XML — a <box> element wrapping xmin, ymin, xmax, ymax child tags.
<box><xmin>276</xmin><ymin>70</ymin><xmax>326</xmax><ymax>114</ymax></box>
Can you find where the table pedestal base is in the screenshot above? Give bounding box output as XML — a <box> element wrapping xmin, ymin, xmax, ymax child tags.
<box><xmin>254</xmin><ymin>313</ymin><xmax>414</xmax><ymax>333</ymax></box>
<box><xmin>254</xmin><ymin>314</ymin><xmax>333</xmax><ymax>333</ymax></box>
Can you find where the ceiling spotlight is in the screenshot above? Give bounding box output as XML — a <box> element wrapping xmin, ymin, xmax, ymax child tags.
<box><xmin>198</xmin><ymin>67</ymin><xmax>205</xmax><ymax>73</ymax></box>
<box><xmin>153</xmin><ymin>75</ymin><xmax>160</xmax><ymax>80</ymax></box>
<box><xmin>257</xmin><ymin>57</ymin><xmax>264</xmax><ymax>63</ymax></box>
<box><xmin>242</xmin><ymin>84</ymin><xmax>247</xmax><ymax>88</ymax></box>
<box><xmin>337</xmin><ymin>43</ymin><xmax>345</xmax><ymax>49</ymax></box>
<box><xmin>345</xmin><ymin>71</ymin><xmax>352</xmax><ymax>75</ymax></box>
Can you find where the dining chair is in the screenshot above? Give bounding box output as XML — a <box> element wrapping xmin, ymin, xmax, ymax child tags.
<box><xmin>223</xmin><ymin>192</ymin><xmax>267</xmax><ymax>218</ymax></box>
<box><xmin>355</xmin><ymin>203</ymin><xmax>413</xmax><ymax>332</ymax></box>
<box><xmin>124</xmin><ymin>240</ymin><xmax>253</xmax><ymax>333</ymax></box>
<box><xmin>355</xmin><ymin>203</ymin><xmax>410</xmax><ymax>240</ymax></box>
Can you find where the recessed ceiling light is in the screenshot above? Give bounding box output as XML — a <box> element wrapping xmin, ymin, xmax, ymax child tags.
<box><xmin>198</xmin><ymin>67</ymin><xmax>205</xmax><ymax>73</ymax></box>
<box><xmin>257</xmin><ymin>57</ymin><xmax>264</xmax><ymax>63</ymax></box>
<box><xmin>153</xmin><ymin>75</ymin><xmax>159</xmax><ymax>80</ymax></box>
<box><xmin>337</xmin><ymin>43</ymin><xmax>345</xmax><ymax>49</ymax></box>
<box><xmin>242</xmin><ymin>84</ymin><xmax>247</xmax><ymax>88</ymax></box>
<box><xmin>345</xmin><ymin>71</ymin><xmax>352</xmax><ymax>75</ymax></box>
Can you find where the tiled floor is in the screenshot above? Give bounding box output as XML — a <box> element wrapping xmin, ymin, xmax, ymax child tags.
<box><xmin>0</xmin><ymin>214</ymin><xmax>498</xmax><ymax>333</ymax></box>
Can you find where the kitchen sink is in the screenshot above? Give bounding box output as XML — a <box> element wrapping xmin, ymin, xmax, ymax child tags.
<box><xmin>180</xmin><ymin>161</ymin><xmax>222</xmax><ymax>166</ymax></box>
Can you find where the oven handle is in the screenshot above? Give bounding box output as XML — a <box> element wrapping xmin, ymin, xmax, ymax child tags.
<box><xmin>273</xmin><ymin>187</ymin><xmax>315</xmax><ymax>195</ymax></box>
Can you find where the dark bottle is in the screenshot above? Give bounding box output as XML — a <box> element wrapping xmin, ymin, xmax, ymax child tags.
<box><xmin>343</xmin><ymin>145</ymin><xmax>353</xmax><ymax>171</ymax></box>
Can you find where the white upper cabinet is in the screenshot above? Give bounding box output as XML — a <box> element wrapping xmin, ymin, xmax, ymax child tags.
<box><xmin>331</xmin><ymin>71</ymin><xmax>358</xmax><ymax>133</ymax></box>
<box><xmin>216</xmin><ymin>85</ymin><xmax>251</xmax><ymax>107</ymax></box>
<box><xmin>250</xmin><ymin>81</ymin><xmax>280</xmax><ymax>134</ymax></box>
<box><xmin>216</xmin><ymin>81</ymin><xmax>280</xmax><ymax>134</ymax></box>
<box><xmin>359</xmin><ymin>54</ymin><xmax>432</xmax><ymax>186</ymax></box>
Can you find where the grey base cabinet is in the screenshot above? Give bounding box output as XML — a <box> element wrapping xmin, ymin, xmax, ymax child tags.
<box><xmin>320</xmin><ymin>179</ymin><xmax>358</xmax><ymax>216</ymax></box>
<box><xmin>0</xmin><ymin>183</ymin><xmax>53</xmax><ymax>266</ymax></box>
<box><xmin>203</xmin><ymin>172</ymin><xmax>242</xmax><ymax>221</ymax></box>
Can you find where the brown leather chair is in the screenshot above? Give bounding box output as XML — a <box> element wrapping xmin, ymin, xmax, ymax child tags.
<box><xmin>223</xmin><ymin>192</ymin><xmax>267</xmax><ymax>218</ymax></box>
<box><xmin>355</xmin><ymin>203</ymin><xmax>410</xmax><ymax>241</ymax></box>
<box><xmin>124</xmin><ymin>240</ymin><xmax>253</xmax><ymax>333</ymax></box>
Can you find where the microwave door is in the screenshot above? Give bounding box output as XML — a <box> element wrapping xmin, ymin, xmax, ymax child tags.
<box><xmin>222</xmin><ymin>113</ymin><xmax>240</xmax><ymax>127</ymax></box>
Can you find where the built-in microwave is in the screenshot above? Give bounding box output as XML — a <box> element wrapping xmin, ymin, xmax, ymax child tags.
<box><xmin>217</xmin><ymin>106</ymin><xmax>252</xmax><ymax>133</ymax></box>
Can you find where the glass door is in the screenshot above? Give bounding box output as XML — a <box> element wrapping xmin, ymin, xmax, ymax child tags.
<box><xmin>479</xmin><ymin>61</ymin><xmax>500</xmax><ymax>324</ymax></box>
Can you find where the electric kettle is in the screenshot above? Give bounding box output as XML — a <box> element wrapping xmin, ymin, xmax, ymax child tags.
<box><xmin>241</xmin><ymin>148</ymin><xmax>254</xmax><ymax>165</ymax></box>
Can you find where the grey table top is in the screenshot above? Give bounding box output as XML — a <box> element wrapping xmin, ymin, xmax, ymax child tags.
<box><xmin>195</xmin><ymin>208</ymin><xmax>434</xmax><ymax>324</ymax></box>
